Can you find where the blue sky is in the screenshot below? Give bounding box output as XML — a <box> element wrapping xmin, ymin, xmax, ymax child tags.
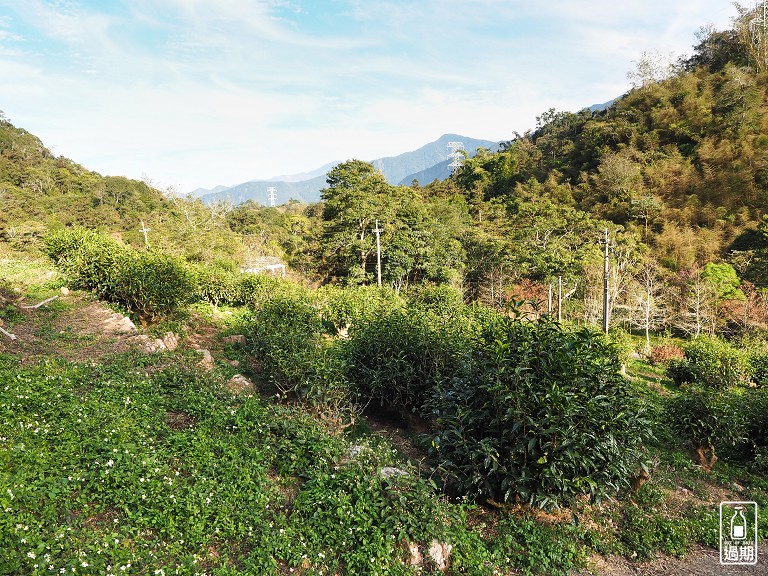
<box><xmin>0</xmin><ymin>0</ymin><xmax>736</xmax><ymax>193</ymax></box>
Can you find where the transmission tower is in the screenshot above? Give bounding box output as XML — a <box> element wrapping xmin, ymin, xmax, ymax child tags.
<box><xmin>447</xmin><ymin>141</ymin><xmax>464</xmax><ymax>173</ymax></box>
<box><xmin>267</xmin><ymin>186</ymin><xmax>277</xmax><ymax>208</ymax></box>
<box><xmin>751</xmin><ymin>1</ymin><xmax>768</xmax><ymax>71</ymax></box>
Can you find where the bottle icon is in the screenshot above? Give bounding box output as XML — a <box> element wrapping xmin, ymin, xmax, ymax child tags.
<box><xmin>731</xmin><ymin>506</ymin><xmax>747</xmax><ymax>540</ymax></box>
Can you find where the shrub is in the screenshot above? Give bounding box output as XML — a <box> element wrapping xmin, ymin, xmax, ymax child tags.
<box><xmin>665</xmin><ymin>388</ymin><xmax>746</xmax><ymax>470</ymax></box>
<box><xmin>726</xmin><ymin>388</ymin><xmax>768</xmax><ymax>469</ymax></box>
<box><xmin>666</xmin><ymin>358</ymin><xmax>695</xmax><ymax>386</ymax></box>
<box><xmin>315</xmin><ymin>284</ymin><xmax>404</xmax><ymax>335</ymax></box>
<box><xmin>427</xmin><ymin>316</ymin><xmax>651</xmax><ymax>509</ymax></box>
<box><xmin>45</xmin><ymin>228</ymin><xmax>194</xmax><ymax>320</ymax></box>
<box><xmin>405</xmin><ymin>284</ymin><xmax>464</xmax><ymax>316</ymax></box>
<box><xmin>343</xmin><ymin>306</ymin><xmax>477</xmax><ymax>416</ymax></box>
<box><xmin>191</xmin><ymin>263</ymin><xmax>241</xmax><ymax>307</ymax></box>
<box><xmin>666</xmin><ymin>337</ymin><xmax>751</xmax><ymax>389</ymax></box>
<box><xmin>238</xmin><ymin>273</ymin><xmax>309</xmax><ymax>309</ymax></box>
<box><xmin>245</xmin><ymin>295</ymin><xmax>323</xmax><ymax>396</ymax></box>
<box><xmin>45</xmin><ymin>228</ymin><xmax>129</xmax><ymax>300</ymax></box>
<box><xmin>749</xmin><ymin>349</ymin><xmax>768</xmax><ymax>387</ymax></box>
<box><xmin>607</xmin><ymin>326</ymin><xmax>635</xmax><ymax>366</ymax></box>
<box><xmin>115</xmin><ymin>249</ymin><xmax>195</xmax><ymax>320</ymax></box>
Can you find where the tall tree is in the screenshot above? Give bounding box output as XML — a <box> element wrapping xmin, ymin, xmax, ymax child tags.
<box><xmin>320</xmin><ymin>160</ymin><xmax>390</xmax><ymax>283</ymax></box>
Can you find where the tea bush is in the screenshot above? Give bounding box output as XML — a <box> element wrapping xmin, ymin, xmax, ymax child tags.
<box><xmin>666</xmin><ymin>337</ymin><xmax>751</xmax><ymax>389</ymax></box>
<box><xmin>725</xmin><ymin>388</ymin><xmax>768</xmax><ymax>469</ymax></box>
<box><xmin>607</xmin><ymin>326</ymin><xmax>635</xmax><ymax>366</ymax></box>
<box><xmin>315</xmin><ymin>284</ymin><xmax>404</xmax><ymax>335</ymax></box>
<box><xmin>427</xmin><ymin>316</ymin><xmax>651</xmax><ymax>509</ymax></box>
<box><xmin>238</xmin><ymin>273</ymin><xmax>309</xmax><ymax>309</ymax></box>
<box><xmin>45</xmin><ymin>228</ymin><xmax>194</xmax><ymax>320</ymax></box>
<box><xmin>115</xmin><ymin>249</ymin><xmax>195</xmax><ymax>321</ymax></box>
<box><xmin>405</xmin><ymin>284</ymin><xmax>464</xmax><ymax>316</ymax></box>
<box><xmin>749</xmin><ymin>349</ymin><xmax>768</xmax><ymax>387</ymax></box>
<box><xmin>190</xmin><ymin>262</ymin><xmax>242</xmax><ymax>307</ymax></box>
<box><xmin>244</xmin><ymin>295</ymin><xmax>324</xmax><ymax>396</ymax></box>
<box><xmin>343</xmin><ymin>305</ymin><xmax>478</xmax><ymax>416</ymax></box>
<box><xmin>665</xmin><ymin>388</ymin><xmax>746</xmax><ymax>468</ymax></box>
<box><xmin>45</xmin><ymin>228</ymin><xmax>129</xmax><ymax>301</ymax></box>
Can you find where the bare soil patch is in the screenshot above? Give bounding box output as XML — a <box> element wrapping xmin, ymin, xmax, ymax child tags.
<box><xmin>1</xmin><ymin>292</ymin><xmax>152</xmax><ymax>364</ymax></box>
<box><xmin>584</xmin><ymin>545</ymin><xmax>767</xmax><ymax>575</ymax></box>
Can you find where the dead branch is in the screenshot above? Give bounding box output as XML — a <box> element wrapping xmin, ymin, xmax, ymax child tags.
<box><xmin>19</xmin><ymin>295</ymin><xmax>59</xmax><ymax>309</ymax></box>
<box><xmin>0</xmin><ymin>326</ymin><xmax>17</xmax><ymax>340</ymax></box>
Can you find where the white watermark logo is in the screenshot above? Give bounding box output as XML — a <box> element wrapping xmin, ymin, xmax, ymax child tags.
<box><xmin>720</xmin><ymin>501</ymin><xmax>758</xmax><ymax>565</ymax></box>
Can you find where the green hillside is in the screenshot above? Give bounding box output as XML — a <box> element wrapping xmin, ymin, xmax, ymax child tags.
<box><xmin>0</xmin><ymin>116</ymin><xmax>246</xmax><ymax>265</ymax></box>
<box><xmin>5</xmin><ymin>8</ymin><xmax>768</xmax><ymax>575</ymax></box>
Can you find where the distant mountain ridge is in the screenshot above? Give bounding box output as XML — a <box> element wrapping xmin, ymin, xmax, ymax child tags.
<box><xmin>199</xmin><ymin>134</ymin><xmax>499</xmax><ymax>206</ymax></box>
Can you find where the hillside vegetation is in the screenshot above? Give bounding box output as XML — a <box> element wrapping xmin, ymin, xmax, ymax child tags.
<box><xmin>8</xmin><ymin>14</ymin><xmax>768</xmax><ymax>334</ymax></box>
<box><xmin>4</xmin><ymin>5</ymin><xmax>768</xmax><ymax>575</ymax></box>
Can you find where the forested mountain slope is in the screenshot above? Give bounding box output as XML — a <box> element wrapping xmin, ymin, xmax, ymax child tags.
<box><xmin>454</xmin><ymin>23</ymin><xmax>768</xmax><ymax>285</ymax></box>
<box><xmin>0</xmin><ymin>115</ymin><xmax>244</xmax><ymax>264</ymax></box>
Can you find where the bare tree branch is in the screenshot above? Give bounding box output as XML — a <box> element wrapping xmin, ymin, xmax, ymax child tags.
<box><xmin>0</xmin><ymin>326</ymin><xmax>17</xmax><ymax>340</ymax></box>
<box><xmin>19</xmin><ymin>295</ymin><xmax>59</xmax><ymax>309</ymax></box>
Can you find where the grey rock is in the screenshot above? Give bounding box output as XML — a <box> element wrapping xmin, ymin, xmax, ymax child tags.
<box><xmin>380</xmin><ymin>466</ymin><xmax>408</xmax><ymax>479</ymax></box>
<box><xmin>161</xmin><ymin>332</ymin><xmax>178</xmax><ymax>351</ymax></box>
<box><xmin>428</xmin><ymin>540</ymin><xmax>452</xmax><ymax>572</ymax></box>
<box><xmin>197</xmin><ymin>348</ymin><xmax>214</xmax><ymax>368</ymax></box>
<box><xmin>226</xmin><ymin>374</ymin><xmax>254</xmax><ymax>394</ymax></box>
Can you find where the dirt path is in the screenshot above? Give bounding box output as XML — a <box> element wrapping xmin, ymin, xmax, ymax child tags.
<box><xmin>0</xmin><ymin>292</ymin><xmax>146</xmax><ymax>363</ymax></box>
<box><xmin>586</xmin><ymin>545</ymin><xmax>767</xmax><ymax>575</ymax></box>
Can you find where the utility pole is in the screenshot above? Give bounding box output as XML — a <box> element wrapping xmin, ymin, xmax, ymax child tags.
<box><xmin>547</xmin><ymin>283</ymin><xmax>553</xmax><ymax>316</ymax></box>
<box><xmin>603</xmin><ymin>228</ymin><xmax>610</xmax><ymax>334</ymax></box>
<box><xmin>557</xmin><ymin>276</ymin><xmax>562</xmax><ymax>323</ymax></box>
<box><xmin>374</xmin><ymin>219</ymin><xmax>382</xmax><ymax>287</ymax></box>
<box><xmin>139</xmin><ymin>220</ymin><xmax>151</xmax><ymax>249</ymax></box>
